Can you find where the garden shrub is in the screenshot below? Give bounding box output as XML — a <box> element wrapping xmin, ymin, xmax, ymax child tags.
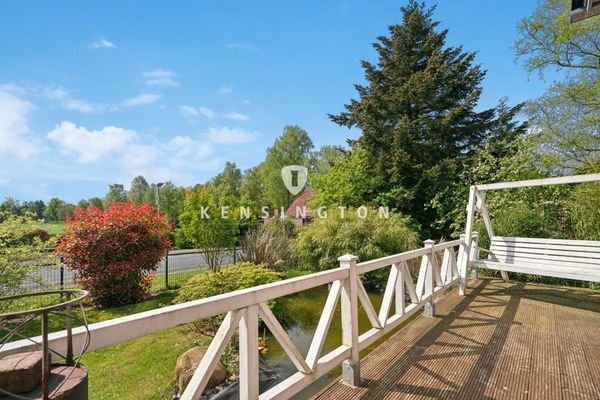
<box><xmin>567</xmin><ymin>182</ymin><xmax>600</xmax><ymax>240</ymax></box>
<box><xmin>292</xmin><ymin>208</ymin><xmax>419</xmax><ymax>272</ymax></box>
<box><xmin>240</xmin><ymin>227</ymin><xmax>291</xmax><ymax>270</ymax></box>
<box><xmin>0</xmin><ymin>212</ymin><xmax>53</xmax><ymax>301</ymax></box>
<box><xmin>22</xmin><ymin>228</ymin><xmax>50</xmax><ymax>244</ymax></box>
<box><xmin>57</xmin><ymin>203</ymin><xmax>172</xmax><ymax>307</ymax></box>
<box><xmin>173</xmin><ymin>262</ymin><xmax>282</xmax><ymax>336</ymax></box>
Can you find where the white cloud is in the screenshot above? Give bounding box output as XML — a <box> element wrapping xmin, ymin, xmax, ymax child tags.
<box><xmin>0</xmin><ymin>88</ymin><xmax>38</xmax><ymax>159</ymax></box>
<box><xmin>141</xmin><ymin>69</ymin><xmax>179</xmax><ymax>87</ymax></box>
<box><xmin>90</xmin><ymin>38</ymin><xmax>116</xmax><ymax>49</ymax></box>
<box><xmin>48</xmin><ymin>121</ymin><xmax>136</xmax><ymax>163</ymax></box>
<box><xmin>44</xmin><ymin>86</ymin><xmax>104</xmax><ymax>113</ymax></box>
<box><xmin>223</xmin><ymin>111</ymin><xmax>249</xmax><ymax>121</ymax></box>
<box><xmin>198</xmin><ymin>107</ymin><xmax>217</xmax><ymax>118</ymax></box>
<box><xmin>219</xmin><ymin>84</ymin><xmax>233</xmax><ymax>95</ymax></box>
<box><xmin>121</xmin><ymin>93</ymin><xmax>162</xmax><ymax>107</ymax></box>
<box><xmin>45</xmin><ymin>121</ymin><xmax>220</xmax><ymax>185</ymax></box>
<box><xmin>180</xmin><ymin>105</ymin><xmax>216</xmax><ymax>119</ymax></box>
<box><xmin>226</xmin><ymin>43</ymin><xmax>258</xmax><ymax>51</ymax></box>
<box><xmin>206</xmin><ymin>126</ymin><xmax>257</xmax><ymax>144</ymax></box>
<box><xmin>63</xmin><ymin>98</ymin><xmax>104</xmax><ymax>113</ymax></box>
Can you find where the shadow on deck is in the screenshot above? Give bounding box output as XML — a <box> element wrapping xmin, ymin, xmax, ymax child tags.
<box><xmin>312</xmin><ymin>278</ymin><xmax>600</xmax><ymax>400</ymax></box>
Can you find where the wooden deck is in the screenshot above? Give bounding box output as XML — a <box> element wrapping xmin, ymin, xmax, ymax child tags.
<box><xmin>312</xmin><ymin>278</ymin><xmax>600</xmax><ymax>400</ymax></box>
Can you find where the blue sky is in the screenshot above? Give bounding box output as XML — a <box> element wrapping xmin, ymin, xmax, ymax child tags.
<box><xmin>0</xmin><ymin>0</ymin><xmax>552</xmax><ymax>203</ymax></box>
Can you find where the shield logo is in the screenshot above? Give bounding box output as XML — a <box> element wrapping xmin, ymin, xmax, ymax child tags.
<box><xmin>281</xmin><ymin>165</ymin><xmax>308</xmax><ymax>195</ymax></box>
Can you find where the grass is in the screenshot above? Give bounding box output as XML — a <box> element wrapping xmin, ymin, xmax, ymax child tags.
<box><xmin>83</xmin><ymin>325</ymin><xmax>198</xmax><ymax>400</ymax></box>
<box><xmin>38</xmin><ymin>221</ymin><xmax>66</xmax><ymax>236</ymax></box>
<box><xmin>149</xmin><ymin>270</ymin><xmax>199</xmax><ymax>292</ymax></box>
<box><xmin>2</xmin><ymin>290</ymin><xmax>197</xmax><ymax>399</ymax></box>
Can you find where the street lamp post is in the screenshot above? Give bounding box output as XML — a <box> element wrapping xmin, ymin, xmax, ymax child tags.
<box><xmin>156</xmin><ymin>182</ymin><xmax>164</xmax><ymax>215</ymax></box>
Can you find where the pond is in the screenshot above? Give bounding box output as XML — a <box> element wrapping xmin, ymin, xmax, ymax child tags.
<box><xmin>258</xmin><ymin>283</ymin><xmax>393</xmax><ymax>398</ymax></box>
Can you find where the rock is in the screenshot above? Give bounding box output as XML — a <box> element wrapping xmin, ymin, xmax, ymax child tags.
<box><xmin>176</xmin><ymin>346</ymin><xmax>226</xmax><ymax>394</ymax></box>
<box><xmin>0</xmin><ymin>351</ymin><xmax>43</xmax><ymax>394</ymax></box>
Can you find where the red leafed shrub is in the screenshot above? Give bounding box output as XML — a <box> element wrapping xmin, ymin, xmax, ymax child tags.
<box><xmin>57</xmin><ymin>202</ymin><xmax>173</xmax><ymax>307</ymax></box>
<box><xmin>23</xmin><ymin>228</ymin><xmax>51</xmax><ymax>244</ymax></box>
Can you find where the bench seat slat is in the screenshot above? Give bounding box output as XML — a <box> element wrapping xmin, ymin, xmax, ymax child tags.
<box><xmin>488</xmin><ymin>250</ymin><xmax>600</xmax><ymax>267</ymax></box>
<box><xmin>473</xmin><ymin>260</ymin><xmax>600</xmax><ymax>283</ymax></box>
<box><xmin>490</xmin><ymin>243</ymin><xmax>600</xmax><ymax>256</ymax></box>
<box><xmin>492</xmin><ymin>236</ymin><xmax>600</xmax><ymax>247</ymax></box>
<box><xmin>475</xmin><ymin>236</ymin><xmax>600</xmax><ymax>283</ymax></box>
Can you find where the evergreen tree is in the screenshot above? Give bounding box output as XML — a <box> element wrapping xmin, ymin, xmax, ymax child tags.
<box><xmin>329</xmin><ymin>1</ymin><xmax>521</xmax><ymax>236</ymax></box>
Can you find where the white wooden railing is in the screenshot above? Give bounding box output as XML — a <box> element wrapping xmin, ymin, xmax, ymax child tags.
<box><xmin>1</xmin><ymin>237</ymin><xmax>470</xmax><ymax>400</ymax></box>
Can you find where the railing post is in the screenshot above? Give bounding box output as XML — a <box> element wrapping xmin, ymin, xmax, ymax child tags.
<box><xmin>339</xmin><ymin>254</ymin><xmax>360</xmax><ymax>387</ymax></box>
<box><xmin>60</xmin><ymin>264</ymin><xmax>64</xmax><ymax>289</ymax></box>
<box><xmin>470</xmin><ymin>232</ymin><xmax>480</xmax><ymax>279</ymax></box>
<box><xmin>423</xmin><ymin>240</ymin><xmax>436</xmax><ymax>318</ymax></box>
<box><xmin>239</xmin><ymin>304</ymin><xmax>259</xmax><ymax>399</ymax></box>
<box><xmin>459</xmin><ymin>186</ymin><xmax>477</xmax><ymax>295</ymax></box>
<box><xmin>164</xmin><ymin>253</ymin><xmax>169</xmax><ymax>290</ymax></box>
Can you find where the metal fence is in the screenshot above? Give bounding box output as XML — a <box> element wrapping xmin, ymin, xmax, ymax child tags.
<box><xmin>17</xmin><ymin>247</ymin><xmax>243</xmax><ymax>295</ymax></box>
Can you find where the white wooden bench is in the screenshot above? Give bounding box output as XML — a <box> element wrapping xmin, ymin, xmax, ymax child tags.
<box><xmin>473</xmin><ymin>236</ymin><xmax>600</xmax><ymax>282</ymax></box>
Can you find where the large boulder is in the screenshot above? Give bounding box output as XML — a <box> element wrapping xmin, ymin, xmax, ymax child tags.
<box><xmin>176</xmin><ymin>346</ymin><xmax>226</xmax><ymax>394</ymax></box>
<box><xmin>0</xmin><ymin>351</ymin><xmax>43</xmax><ymax>394</ymax></box>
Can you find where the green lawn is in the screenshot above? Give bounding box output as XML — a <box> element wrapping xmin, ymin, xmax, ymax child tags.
<box><xmin>38</xmin><ymin>222</ymin><xmax>66</xmax><ymax>236</ymax></box>
<box><xmin>5</xmin><ymin>290</ymin><xmax>199</xmax><ymax>399</ymax></box>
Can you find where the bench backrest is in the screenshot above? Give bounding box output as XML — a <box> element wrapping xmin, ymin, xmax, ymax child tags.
<box><xmin>488</xmin><ymin>236</ymin><xmax>600</xmax><ymax>270</ymax></box>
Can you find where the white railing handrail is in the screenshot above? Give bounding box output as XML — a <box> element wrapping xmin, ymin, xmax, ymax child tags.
<box><xmin>474</xmin><ymin>173</ymin><xmax>600</xmax><ymax>191</ymax></box>
<box><xmin>357</xmin><ymin>239</ymin><xmax>463</xmax><ymax>274</ymax></box>
<box><xmin>0</xmin><ymin>267</ymin><xmax>348</xmax><ymax>358</ymax></box>
<box><xmin>1</xmin><ymin>236</ymin><xmax>471</xmax><ymax>400</ymax></box>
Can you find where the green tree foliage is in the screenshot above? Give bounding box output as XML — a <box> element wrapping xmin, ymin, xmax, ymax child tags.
<box><xmin>145</xmin><ymin>183</ymin><xmax>157</xmax><ymax>206</ymax></box>
<box><xmin>157</xmin><ymin>181</ymin><xmax>185</xmax><ymax>224</ymax></box>
<box><xmin>0</xmin><ymin>197</ymin><xmax>22</xmax><ymax>215</ymax></box>
<box><xmin>43</xmin><ymin>197</ymin><xmax>75</xmax><ymax>222</ymax></box>
<box><xmin>308</xmin><ymin>145</ymin><xmax>346</xmax><ymax>177</ymax></box>
<box><xmin>310</xmin><ymin>147</ymin><xmax>379</xmax><ymax>208</ymax></box>
<box><xmin>179</xmin><ymin>185</ymin><xmax>238</xmax><ymax>271</ymax></box>
<box><xmin>240</xmin><ymin>165</ymin><xmax>265</xmax><ymax>207</ymax></box>
<box><xmin>567</xmin><ymin>183</ymin><xmax>600</xmax><ymax>240</ymax></box>
<box><xmin>212</xmin><ymin>162</ymin><xmax>242</xmax><ymax>199</ymax></box>
<box><xmin>263</xmin><ymin>125</ymin><xmax>314</xmax><ymax>207</ymax></box>
<box><xmin>22</xmin><ymin>200</ymin><xmax>46</xmax><ymax>220</ymax></box>
<box><xmin>87</xmin><ymin>197</ymin><xmax>104</xmax><ymax>209</ymax></box>
<box><xmin>328</xmin><ymin>1</ymin><xmax>524</xmax><ymax>237</ymax></box>
<box><xmin>105</xmin><ymin>184</ymin><xmax>127</xmax><ymax>207</ymax></box>
<box><xmin>292</xmin><ymin>208</ymin><xmax>419</xmax><ymax>272</ymax></box>
<box><xmin>77</xmin><ymin>199</ymin><xmax>90</xmax><ymax>209</ymax></box>
<box><xmin>515</xmin><ymin>0</ymin><xmax>599</xmax><ymax>171</ymax></box>
<box><xmin>0</xmin><ymin>212</ymin><xmax>53</xmax><ymax>300</ymax></box>
<box><xmin>128</xmin><ymin>176</ymin><xmax>150</xmax><ymax>204</ymax></box>
<box><xmin>515</xmin><ymin>0</ymin><xmax>599</xmax><ymax>74</ymax></box>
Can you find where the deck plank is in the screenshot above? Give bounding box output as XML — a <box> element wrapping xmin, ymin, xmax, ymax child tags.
<box><xmin>311</xmin><ymin>278</ymin><xmax>600</xmax><ymax>400</ymax></box>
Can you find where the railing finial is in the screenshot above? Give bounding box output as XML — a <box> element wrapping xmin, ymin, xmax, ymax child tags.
<box><xmin>338</xmin><ymin>254</ymin><xmax>359</xmax><ymax>263</ymax></box>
